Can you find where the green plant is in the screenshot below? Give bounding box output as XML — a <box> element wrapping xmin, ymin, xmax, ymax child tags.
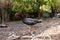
<box><xmin>42</xmin><ymin>0</ymin><xmax>56</xmax><ymax>13</ymax></box>
<box><xmin>11</xmin><ymin>0</ymin><xmax>38</xmax><ymax>14</ymax></box>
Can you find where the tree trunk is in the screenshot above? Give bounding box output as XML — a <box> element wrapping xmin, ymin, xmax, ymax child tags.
<box><xmin>1</xmin><ymin>0</ymin><xmax>7</xmax><ymax>27</ymax></box>
<box><xmin>51</xmin><ymin>5</ymin><xmax>56</xmax><ymax>18</ymax></box>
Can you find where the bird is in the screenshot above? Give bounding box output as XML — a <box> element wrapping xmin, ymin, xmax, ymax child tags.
<box><xmin>22</xmin><ymin>18</ymin><xmax>42</xmax><ymax>25</ymax></box>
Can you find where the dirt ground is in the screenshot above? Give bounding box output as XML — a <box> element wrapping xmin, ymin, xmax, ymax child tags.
<box><xmin>0</xmin><ymin>18</ymin><xmax>60</xmax><ymax>40</ymax></box>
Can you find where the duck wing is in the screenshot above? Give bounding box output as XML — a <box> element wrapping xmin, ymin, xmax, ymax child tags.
<box><xmin>23</xmin><ymin>18</ymin><xmax>37</xmax><ymax>25</ymax></box>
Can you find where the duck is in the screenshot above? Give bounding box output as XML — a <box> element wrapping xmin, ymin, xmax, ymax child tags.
<box><xmin>22</xmin><ymin>17</ymin><xmax>42</xmax><ymax>25</ymax></box>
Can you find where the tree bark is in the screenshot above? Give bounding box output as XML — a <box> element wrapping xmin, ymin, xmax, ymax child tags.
<box><xmin>1</xmin><ymin>0</ymin><xmax>7</xmax><ymax>26</ymax></box>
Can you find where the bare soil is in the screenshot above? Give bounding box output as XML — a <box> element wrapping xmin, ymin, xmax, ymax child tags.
<box><xmin>0</xmin><ymin>18</ymin><xmax>60</xmax><ymax>40</ymax></box>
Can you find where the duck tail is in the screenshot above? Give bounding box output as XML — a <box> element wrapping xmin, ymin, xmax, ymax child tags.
<box><xmin>37</xmin><ymin>19</ymin><xmax>42</xmax><ymax>23</ymax></box>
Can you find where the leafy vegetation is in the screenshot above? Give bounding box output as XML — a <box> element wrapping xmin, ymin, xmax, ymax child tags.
<box><xmin>11</xmin><ymin>0</ymin><xmax>56</xmax><ymax>13</ymax></box>
<box><xmin>1</xmin><ymin>0</ymin><xmax>57</xmax><ymax>20</ymax></box>
<box><xmin>11</xmin><ymin>0</ymin><xmax>38</xmax><ymax>13</ymax></box>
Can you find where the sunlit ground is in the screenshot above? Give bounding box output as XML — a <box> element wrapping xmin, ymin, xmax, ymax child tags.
<box><xmin>0</xmin><ymin>18</ymin><xmax>60</xmax><ymax>40</ymax></box>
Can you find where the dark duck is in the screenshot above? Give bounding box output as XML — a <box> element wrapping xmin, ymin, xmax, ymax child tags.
<box><xmin>22</xmin><ymin>18</ymin><xmax>42</xmax><ymax>25</ymax></box>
